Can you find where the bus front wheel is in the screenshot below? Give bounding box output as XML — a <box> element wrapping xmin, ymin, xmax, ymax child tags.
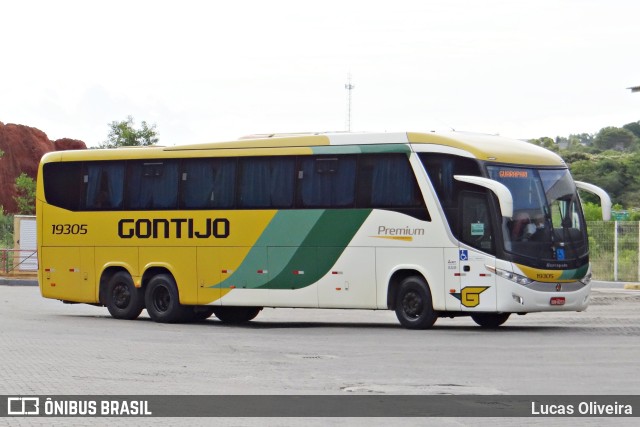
<box><xmin>105</xmin><ymin>271</ymin><xmax>144</xmax><ymax>320</ymax></box>
<box><xmin>471</xmin><ymin>313</ymin><xmax>511</xmax><ymax>328</ymax></box>
<box><xmin>144</xmin><ymin>274</ymin><xmax>189</xmax><ymax>323</ymax></box>
<box><xmin>394</xmin><ymin>276</ymin><xmax>438</xmax><ymax>329</ymax></box>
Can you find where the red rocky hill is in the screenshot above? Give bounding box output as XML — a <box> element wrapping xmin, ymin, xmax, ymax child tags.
<box><xmin>0</xmin><ymin>122</ymin><xmax>86</xmax><ymax>213</ymax></box>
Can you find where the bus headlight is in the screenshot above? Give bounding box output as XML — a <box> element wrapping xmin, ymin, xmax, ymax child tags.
<box><xmin>580</xmin><ymin>271</ymin><xmax>592</xmax><ymax>286</ymax></box>
<box><xmin>486</xmin><ymin>265</ymin><xmax>533</xmax><ymax>286</ymax></box>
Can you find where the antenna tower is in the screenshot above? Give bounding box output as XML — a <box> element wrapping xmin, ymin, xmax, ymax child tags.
<box><xmin>345</xmin><ymin>74</ymin><xmax>355</xmax><ymax>132</ymax></box>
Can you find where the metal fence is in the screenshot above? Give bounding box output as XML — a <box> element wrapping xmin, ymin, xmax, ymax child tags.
<box><xmin>0</xmin><ymin>222</ymin><xmax>636</xmax><ymax>281</ymax></box>
<box><xmin>0</xmin><ymin>248</ymin><xmax>38</xmax><ymax>275</ymax></box>
<box><xmin>587</xmin><ymin>221</ymin><xmax>640</xmax><ymax>282</ymax></box>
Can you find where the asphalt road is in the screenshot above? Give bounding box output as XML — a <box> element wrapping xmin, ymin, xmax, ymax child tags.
<box><xmin>1</xmin><ymin>284</ymin><xmax>638</xmax><ymax>426</ymax></box>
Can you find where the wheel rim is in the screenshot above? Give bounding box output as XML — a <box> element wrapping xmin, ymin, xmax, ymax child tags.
<box><xmin>112</xmin><ymin>283</ymin><xmax>130</xmax><ymax>309</ymax></box>
<box><xmin>152</xmin><ymin>285</ymin><xmax>171</xmax><ymax>313</ymax></box>
<box><xmin>402</xmin><ymin>290</ymin><xmax>423</xmax><ymax>319</ymax></box>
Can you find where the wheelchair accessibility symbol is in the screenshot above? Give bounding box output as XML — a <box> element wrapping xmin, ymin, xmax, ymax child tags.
<box><xmin>459</xmin><ymin>250</ymin><xmax>468</xmax><ymax>261</ymax></box>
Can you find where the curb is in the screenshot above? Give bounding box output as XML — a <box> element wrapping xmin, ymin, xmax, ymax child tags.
<box><xmin>0</xmin><ymin>277</ymin><xmax>38</xmax><ymax>286</ymax></box>
<box><xmin>623</xmin><ymin>284</ymin><xmax>640</xmax><ymax>290</ymax></box>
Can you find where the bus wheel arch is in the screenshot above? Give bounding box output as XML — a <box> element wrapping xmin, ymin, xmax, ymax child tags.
<box><xmin>387</xmin><ymin>269</ymin><xmax>428</xmax><ymax>310</ymax></box>
<box><xmin>101</xmin><ymin>268</ymin><xmax>144</xmax><ymax>320</ymax></box>
<box><xmin>388</xmin><ymin>271</ymin><xmax>438</xmax><ymax>329</ymax></box>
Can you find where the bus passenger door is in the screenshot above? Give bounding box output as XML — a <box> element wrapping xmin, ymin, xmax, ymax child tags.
<box><xmin>456</xmin><ymin>191</ymin><xmax>497</xmax><ymax>312</ymax></box>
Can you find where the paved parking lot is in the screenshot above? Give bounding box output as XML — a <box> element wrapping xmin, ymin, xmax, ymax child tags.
<box><xmin>1</xmin><ymin>284</ymin><xmax>639</xmax><ymax>426</ymax></box>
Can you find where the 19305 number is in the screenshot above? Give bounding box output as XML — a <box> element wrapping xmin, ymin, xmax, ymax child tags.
<box><xmin>51</xmin><ymin>224</ymin><xmax>88</xmax><ymax>235</ymax></box>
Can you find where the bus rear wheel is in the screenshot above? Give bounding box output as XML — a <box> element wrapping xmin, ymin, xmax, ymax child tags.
<box><xmin>394</xmin><ymin>276</ymin><xmax>438</xmax><ymax>329</ymax></box>
<box><xmin>212</xmin><ymin>307</ymin><xmax>262</xmax><ymax>324</ymax></box>
<box><xmin>105</xmin><ymin>271</ymin><xmax>144</xmax><ymax>320</ymax></box>
<box><xmin>471</xmin><ymin>313</ymin><xmax>511</xmax><ymax>328</ymax></box>
<box><xmin>144</xmin><ymin>274</ymin><xmax>189</xmax><ymax>323</ymax></box>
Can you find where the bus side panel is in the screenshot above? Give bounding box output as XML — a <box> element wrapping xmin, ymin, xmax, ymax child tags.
<box><xmin>375</xmin><ymin>247</ymin><xmax>446</xmax><ymax>310</ymax></box>
<box><xmin>139</xmin><ymin>247</ymin><xmax>197</xmax><ymax>305</ymax></box>
<box><xmin>40</xmin><ymin>246</ymin><xmax>96</xmax><ymax>303</ymax></box>
<box><xmin>265</xmin><ymin>246</ymin><xmax>318</xmax><ymax>308</ymax></box>
<box><xmin>444</xmin><ymin>247</ymin><xmax>462</xmax><ymax>311</ymax></box>
<box><xmin>214</xmin><ymin>246</ymin><xmax>319</xmax><ymax>308</ymax></box>
<box><xmin>197</xmin><ymin>246</ymin><xmax>253</xmax><ymax>305</ymax></box>
<box><xmin>317</xmin><ymin>247</ymin><xmax>376</xmax><ymax>309</ymax></box>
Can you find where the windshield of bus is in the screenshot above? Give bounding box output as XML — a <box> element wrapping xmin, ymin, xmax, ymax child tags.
<box><xmin>487</xmin><ymin>166</ymin><xmax>588</xmax><ymax>263</ymax></box>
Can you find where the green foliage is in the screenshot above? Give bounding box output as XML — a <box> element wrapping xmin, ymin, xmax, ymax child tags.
<box><xmin>529</xmin><ymin>136</ymin><xmax>556</xmax><ymax>150</ymax></box>
<box><xmin>593</xmin><ymin>126</ymin><xmax>637</xmax><ymax>151</ymax></box>
<box><xmin>13</xmin><ymin>173</ymin><xmax>36</xmax><ymax>215</ymax></box>
<box><xmin>581</xmin><ymin>202</ymin><xmax>604</xmax><ymax>221</ymax></box>
<box><xmin>0</xmin><ymin>206</ymin><xmax>13</xmax><ymax>248</ymax></box>
<box><xmin>561</xmin><ymin>151</ymin><xmax>590</xmax><ymax>164</ymax></box>
<box><xmin>623</xmin><ymin>121</ymin><xmax>640</xmax><ymax>139</ymax></box>
<box><xmin>530</xmin><ymin>120</ymin><xmax>640</xmax><ymax>211</ymax></box>
<box><xmin>99</xmin><ymin>115</ymin><xmax>159</xmax><ymax>148</ymax></box>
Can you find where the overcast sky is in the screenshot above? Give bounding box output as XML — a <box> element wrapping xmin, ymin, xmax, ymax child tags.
<box><xmin>1</xmin><ymin>0</ymin><xmax>638</xmax><ymax>147</ymax></box>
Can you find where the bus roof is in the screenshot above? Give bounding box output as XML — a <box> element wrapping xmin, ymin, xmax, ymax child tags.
<box><xmin>43</xmin><ymin>131</ymin><xmax>565</xmax><ymax>167</ymax></box>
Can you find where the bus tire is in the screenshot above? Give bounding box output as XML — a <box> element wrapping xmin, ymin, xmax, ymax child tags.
<box><xmin>105</xmin><ymin>271</ymin><xmax>144</xmax><ymax>320</ymax></box>
<box><xmin>394</xmin><ymin>276</ymin><xmax>438</xmax><ymax>329</ymax></box>
<box><xmin>471</xmin><ymin>313</ymin><xmax>510</xmax><ymax>328</ymax></box>
<box><xmin>212</xmin><ymin>307</ymin><xmax>262</xmax><ymax>324</ymax></box>
<box><xmin>144</xmin><ymin>273</ymin><xmax>189</xmax><ymax>323</ymax></box>
<box><xmin>191</xmin><ymin>306</ymin><xmax>216</xmax><ymax>322</ymax></box>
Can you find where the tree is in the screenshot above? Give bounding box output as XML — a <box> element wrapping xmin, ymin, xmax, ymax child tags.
<box><xmin>529</xmin><ymin>137</ymin><xmax>555</xmax><ymax>150</ymax></box>
<box><xmin>593</xmin><ymin>126</ymin><xmax>637</xmax><ymax>151</ymax></box>
<box><xmin>623</xmin><ymin>121</ymin><xmax>640</xmax><ymax>139</ymax></box>
<box><xmin>0</xmin><ymin>206</ymin><xmax>13</xmax><ymax>248</ymax></box>
<box><xmin>99</xmin><ymin>116</ymin><xmax>159</xmax><ymax>148</ymax></box>
<box><xmin>14</xmin><ymin>173</ymin><xmax>36</xmax><ymax>215</ymax></box>
<box><xmin>570</xmin><ymin>133</ymin><xmax>595</xmax><ymax>146</ymax></box>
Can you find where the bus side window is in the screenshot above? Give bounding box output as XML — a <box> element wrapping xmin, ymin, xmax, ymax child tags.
<box><xmin>181</xmin><ymin>158</ymin><xmax>236</xmax><ymax>209</ymax></box>
<box><xmin>43</xmin><ymin>162</ymin><xmax>83</xmax><ymax>211</ymax></box>
<box><xmin>298</xmin><ymin>156</ymin><xmax>356</xmax><ymax>208</ymax></box>
<box><xmin>125</xmin><ymin>160</ymin><xmax>179</xmax><ymax>210</ymax></box>
<box><xmin>419</xmin><ymin>153</ymin><xmax>482</xmax><ymax>233</ymax></box>
<box><xmin>357</xmin><ymin>154</ymin><xmax>429</xmax><ymax>220</ymax></box>
<box><xmin>84</xmin><ymin>162</ymin><xmax>125</xmax><ymax>210</ymax></box>
<box><xmin>238</xmin><ymin>157</ymin><xmax>296</xmax><ymax>208</ymax></box>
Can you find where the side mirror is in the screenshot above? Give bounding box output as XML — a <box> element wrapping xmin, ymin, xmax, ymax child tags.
<box><xmin>454</xmin><ymin>175</ymin><xmax>513</xmax><ymax>218</ymax></box>
<box><xmin>575</xmin><ymin>181</ymin><xmax>612</xmax><ymax>221</ymax></box>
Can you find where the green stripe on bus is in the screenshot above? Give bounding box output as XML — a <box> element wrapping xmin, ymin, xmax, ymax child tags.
<box><xmin>211</xmin><ymin>210</ymin><xmax>323</xmax><ymax>289</ymax></box>
<box><xmin>212</xmin><ymin>209</ymin><xmax>371</xmax><ymax>290</ymax></box>
<box><xmin>559</xmin><ymin>264</ymin><xmax>589</xmax><ymax>280</ymax></box>
<box><xmin>259</xmin><ymin>209</ymin><xmax>372</xmax><ymax>289</ymax></box>
<box><xmin>311</xmin><ymin>144</ymin><xmax>410</xmax><ymax>155</ymax></box>
<box><xmin>358</xmin><ymin>144</ymin><xmax>411</xmax><ymax>154</ymax></box>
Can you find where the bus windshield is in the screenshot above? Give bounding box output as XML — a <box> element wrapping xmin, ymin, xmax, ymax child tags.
<box><xmin>487</xmin><ymin>166</ymin><xmax>588</xmax><ymax>263</ymax></box>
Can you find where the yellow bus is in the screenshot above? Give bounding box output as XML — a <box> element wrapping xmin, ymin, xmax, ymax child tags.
<box><xmin>37</xmin><ymin>131</ymin><xmax>610</xmax><ymax>328</ymax></box>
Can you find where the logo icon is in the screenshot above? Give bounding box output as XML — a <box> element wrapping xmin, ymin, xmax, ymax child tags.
<box><xmin>7</xmin><ymin>397</ymin><xmax>40</xmax><ymax>415</ymax></box>
<box><xmin>450</xmin><ymin>286</ymin><xmax>490</xmax><ymax>308</ymax></box>
<box><xmin>459</xmin><ymin>250</ymin><xmax>468</xmax><ymax>261</ymax></box>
